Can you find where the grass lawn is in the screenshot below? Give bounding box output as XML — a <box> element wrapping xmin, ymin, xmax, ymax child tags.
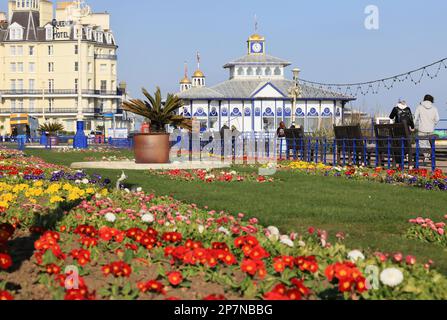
<box><xmin>25</xmin><ymin>148</ymin><xmax>447</xmax><ymax>274</ymax></box>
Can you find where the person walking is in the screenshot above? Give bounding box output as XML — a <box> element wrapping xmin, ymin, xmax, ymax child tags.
<box><xmin>389</xmin><ymin>99</ymin><xmax>415</xmax><ymax>131</ymax></box>
<box><xmin>414</xmin><ymin>95</ymin><xmax>440</xmax><ymax>161</ymax></box>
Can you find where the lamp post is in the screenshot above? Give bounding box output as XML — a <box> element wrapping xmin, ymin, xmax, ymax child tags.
<box><xmin>68</xmin><ymin>0</ymin><xmax>91</xmax><ymax>149</ymax></box>
<box><xmin>289</xmin><ymin>68</ymin><xmax>301</xmax><ymax>127</ymax></box>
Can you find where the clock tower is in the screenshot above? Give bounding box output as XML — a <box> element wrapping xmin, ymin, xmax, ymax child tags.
<box><xmin>247</xmin><ymin>33</ymin><xmax>265</xmax><ymax>55</ymax></box>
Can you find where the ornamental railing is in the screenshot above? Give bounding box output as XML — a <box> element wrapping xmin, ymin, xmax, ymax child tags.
<box><xmin>0</xmin><ymin>89</ymin><xmax>123</xmax><ymax>96</ymax></box>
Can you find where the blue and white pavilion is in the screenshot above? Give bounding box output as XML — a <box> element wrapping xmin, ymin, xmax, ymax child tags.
<box><xmin>177</xmin><ymin>33</ymin><xmax>356</xmax><ymax>133</ymax></box>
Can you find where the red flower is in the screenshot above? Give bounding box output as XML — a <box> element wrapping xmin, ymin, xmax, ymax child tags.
<box><xmin>70</xmin><ymin>249</ymin><xmax>91</xmax><ymax>267</ymax></box>
<box><xmin>339</xmin><ymin>279</ymin><xmax>352</xmax><ymax>292</ymax></box>
<box><xmin>273</xmin><ymin>259</ymin><xmax>285</xmax><ymax>273</ymax></box>
<box><xmin>241</xmin><ymin>259</ymin><xmax>258</xmax><ymax>276</ymax></box>
<box><xmin>0</xmin><ymin>290</ymin><xmax>14</xmax><ymax>300</ymax></box>
<box><xmin>0</xmin><ymin>253</ymin><xmax>12</xmax><ymax>270</ymax></box>
<box><xmin>162</xmin><ymin>232</ymin><xmax>183</xmax><ymax>243</ymax></box>
<box><xmin>138</xmin><ymin>280</ymin><xmax>165</xmax><ymax>294</ymax></box>
<box><xmin>167</xmin><ymin>271</ymin><xmax>183</xmax><ymax>286</ymax></box>
<box><xmin>102</xmin><ymin>261</ymin><xmax>132</xmax><ymax>278</ymax></box>
<box><xmin>286</xmin><ymin>289</ymin><xmax>302</xmax><ymax>300</ymax></box>
<box><xmin>45</xmin><ymin>264</ymin><xmax>61</xmax><ymax>275</ymax></box>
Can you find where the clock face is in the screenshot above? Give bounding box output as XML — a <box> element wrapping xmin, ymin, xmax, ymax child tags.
<box><xmin>251</xmin><ymin>42</ymin><xmax>263</xmax><ymax>54</ymax></box>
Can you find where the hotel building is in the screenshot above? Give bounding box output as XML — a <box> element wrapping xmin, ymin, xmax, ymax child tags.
<box><xmin>0</xmin><ymin>0</ymin><xmax>128</xmax><ymax>136</ymax></box>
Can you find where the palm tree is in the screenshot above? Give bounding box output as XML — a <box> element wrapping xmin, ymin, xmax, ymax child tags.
<box><xmin>122</xmin><ymin>87</ymin><xmax>192</xmax><ymax>133</ymax></box>
<box><xmin>39</xmin><ymin>122</ymin><xmax>64</xmax><ymax>136</ymax></box>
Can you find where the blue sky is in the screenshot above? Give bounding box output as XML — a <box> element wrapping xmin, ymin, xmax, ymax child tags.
<box><xmin>2</xmin><ymin>0</ymin><xmax>447</xmax><ymax>121</ymax></box>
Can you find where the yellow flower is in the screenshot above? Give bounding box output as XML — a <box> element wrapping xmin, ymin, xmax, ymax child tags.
<box><xmin>50</xmin><ymin>195</ymin><xmax>64</xmax><ymax>204</ymax></box>
<box><xmin>33</xmin><ymin>181</ymin><xmax>44</xmax><ymax>188</ymax></box>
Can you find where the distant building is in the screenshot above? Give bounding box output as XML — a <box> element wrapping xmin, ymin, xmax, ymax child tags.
<box><xmin>0</xmin><ymin>0</ymin><xmax>129</xmax><ymax>136</ymax></box>
<box><xmin>177</xmin><ymin>33</ymin><xmax>356</xmax><ymax>133</ymax></box>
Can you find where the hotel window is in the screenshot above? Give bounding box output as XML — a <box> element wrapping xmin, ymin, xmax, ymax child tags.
<box><xmin>111</xmin><ymin>64</ymin><xmax>116</xmax><ymax>75</ymax></box>
<box><xmin>49</xmin><ymin>98</ymin><xmax>54</xmax><ymax>111</ymax></box>
<box><xmin>17</xmin><ymin>62</ymin><xmax>24</xmax><ymax>72</ymax></box>
<box><xmin>48</xmin><ymin>79</ymin><xmax>55</xmax><ymax>92</ymax></box>
<box><xmin>75</xmin><ymin>44</ymin><xmax>79</xmax><ymax>55</ymax></box>
<box><xmin>265</xmin><ymin>67</ymin><xmax>272</xmax><ymax>76</ymax></box>
<box><xmin>247</xmin><ymin>67</ymin><xmax>254</xmax><ymax>76</ymax></box>
<box><xmin>74</xmin><ymin>79</ymin><xmax>79</xmax><ymax>91</ymax></box>
<box><xmin>48</xmin><ymin>62</ymin><xmax>54</xmax><ymax>72</ymax></box>
<box><xmin>100</xmin><ymin>64</ymin><xmax>107</xmax><ymax>73</ymax></box>
<box><xmin>10</xmin><ymin>46</ymin><xmax>16</xmax><ymax>56</ymax></box>
<box><xmin>9</xmin><ymin>26</ymin><xmax>23</xmax><ymax>41</ymax></box>
<box><xmin>17</xmin><ymin>79</ymin><xmax>24</xmax><ymax>90</ymax></box>
<box><xmin>29</xmin><ymin>46</ymin><xmax>35</xmax><ymax>56</ymax></box>
<box><xmin>17</xmin><ymin>45</ymin><xmax>23</xmax><ymax>55</ymax></box>
<box><xmin>45</xmin><ymin>26</ymin><xmax>53</xmax><ymax>40</ymax></box>
<box><xmin>256</xmin><ymin>67</ymin><xmax>262</xmax><ymax>76</ymax></box>
<box><xmin>88</xmin><ymin>62</ymin><xmax>92</xmax><ymax>73</ymax></box>
<box><xmin>274</xmin><ymin>67</ymin><xmax>281</xmax><ymax>76</ymax></box>
<box><xmin>10</xmin><ymin>63</ymin><xmax>16</xmax><ymax>72</ymax></box>
<box><xmin>10</xmin><ymin>80</ymin><xmax>16</xmax><ymax>91</ymax></box>
<box><xmin>29</xmin><ymin>79</ymin><xmax>35</xmax><ymax>90</ymax></box>
<box><xmin>29</xmin><ymin>99</ymin><xmax>35</xmax><ymax>112</ymax></box>
<box><xmin>11</xmin><ymin>99</ymin><xmax>16</xmax><ymax>111</ymax></box>
<box><xmin>48</xmin><ymin>45</ymin><xmax>54</xmax><ymax>56</ymax></box>
<box><xmin>98</xmin><ymin>32</ymin><xmax>103</xmax><ymax>43</ymax></box>
<box><xmin>75</xmin><ymin>61</ymin><xmax>79</xmax><ymax>71</ymax></box>
<box><xmin>100</xmin><ymin>80</ymin><xmax>107</xmax><ymax>92</ymax></box>
<box><xmin>237</xmin><ymin>68</ymin><xmax>244</xmax><ymax>76</ymax></box>
<box><xmin>29</xmin><ymin>62</ymin><xmax>35</xmax><ymax>73</ymax></box>
<box><xmin>17</xmin><ymin>99</ymin><xmax>24</xmax><ymax>111</ymax></box>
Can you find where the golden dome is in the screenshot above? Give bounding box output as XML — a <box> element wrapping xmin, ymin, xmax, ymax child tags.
<box><xmin>192</xmin><ymin>70</ymin><xmax>205</xmax><ymax>78</ymax></box>
<box><xmin>249</xmin><ymin>33</ymin><xmax>265</xmax><ymax>41</ymax></box>
<box><xmin>180</xmin><ymin>76</ymin><xmax>191</xmax><ymax>84</ymax></box>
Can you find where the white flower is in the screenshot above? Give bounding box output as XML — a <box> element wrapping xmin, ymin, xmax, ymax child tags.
<box><xmin>347</xmin><ymin>250</ymin><xmax>365</xmax><ymax>262</ymax></box>
<box><xmin>136</xmin><ymin>187</ymin><xmax>142</xmax><ymax>193</ymax></box>
<box><xmin>105</xmin><ymin>213</ymin><xmax>116</xmax><ymax>223</ymax></box>
<box><xmin>141</xmin><ymin>213</ymin><xmax>154</xmax><ymax>223</ymax></box>
<box><xmin>267</xmin><ymin>226</ymin><xmax>280</xmax><ymax>236</ymax></box>
<box><xmin>218</xmin><ymin>226</ymin><xmax>230</xmax><ymax>235</ymax></box>
<box><xmin>204</xmin><ymin>174</ymin><xmax>215</xmax><ymax>180</ymax></box>
<box><xmin>298</xmin><ymin>240</ymin><xmax>306</xmax><ymax>247</ymax></box>
<box><xmin>82</xmin><ymin>178</ymin><xmax>89</xmax><ymax>184</ymax></box>
<box><xmin>198</xmin><ymin>225</ymin><xmax>205</xmax><ymax>234</ymax></box>
<box><xmin>165</xmin><ymin>222</ymin><xmax>170</xmax><ymax>227</ymax></box>
<box><xmin>124</xmin><ymin>188</ymin><xmax>130</xmax><ymax>193</ymax></box>
<box><xmin>380</xmin><ymin>268</ymin><xmax>404</xmax><ymax>287</ymax></box>
<box><xmin>280</xmin><ymin>236</ymin><xmax>294</xmax><ymax>247</ymax></box>
<box><xmin>74</xmin><ymin>180</ymin><xmax>81</xmax><ymax>184</ymax></box>
<box><xmin>230</xmin><ymin>171</ymin><xmax>237</xmax><ymax>175</ymax></box>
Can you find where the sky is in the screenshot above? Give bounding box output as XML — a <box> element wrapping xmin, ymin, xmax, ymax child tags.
<box><xmin>2</xmin><ymin>0</ymin><xmax>447</xmax><ymax>123</ymax></box>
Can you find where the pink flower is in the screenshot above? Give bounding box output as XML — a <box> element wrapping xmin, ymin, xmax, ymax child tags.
<box><xmin>393</xmin><ymin>253</ymin><xmax>403</xmax><ymax>263</ymax></box>
<box><xmin>438</xmin><ymin>228</ymin><xmax>445</xmax><ymax>236</ymax></box>
<box><xmin>406</xmin><ymin>255</ymin><xmax>416</xmax><ymax>266</ymax></box>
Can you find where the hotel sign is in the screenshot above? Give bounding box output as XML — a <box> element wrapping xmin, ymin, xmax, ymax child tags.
<box><xmin>53</xmin><ymin>20</ymin><xmax>75</xmax><ymax>40</ymax></box>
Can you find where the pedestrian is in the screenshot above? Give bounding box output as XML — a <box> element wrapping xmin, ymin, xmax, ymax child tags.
<box><xmin>414</xmin><ymin>95</ymin><xmax>440</xmax><ymax>161</ymax></box>
<box><xmin>276</xmin><ymin>121</ymin><xmax>286</xmax><ymax>138</ymax></box>
<box><xmin>389</xmin><ymin>99</ymin><xmax>415</xmax><ymax>131</ymax></box>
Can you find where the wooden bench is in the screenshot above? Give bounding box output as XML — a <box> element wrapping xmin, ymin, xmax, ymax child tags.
<box><xmin>373</xmin><ymin>123</ymin><xmax>413</xmax><ymax>168</ymax></box>
<box><xmin>284</xmin><ymin>128</ymin><xmax>308</xmax><ymax>160</ymax></box>
<box><xmin>334</xmin><ymin>125</ymin><xmax>371</xmax><ymax>165</ymax></box>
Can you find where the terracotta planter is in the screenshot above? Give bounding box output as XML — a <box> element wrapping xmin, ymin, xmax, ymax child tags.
<box><xmin>134</xmin><ymin>133</ymin><xmax>170</xmax><ymax>164</ymax></box>
<box><xmin>48</xmin><ymin>136</ymin><xmax>59</xmax><ymax>146</ymax></box>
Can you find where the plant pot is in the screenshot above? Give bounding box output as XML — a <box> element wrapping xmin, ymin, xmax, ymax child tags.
<box><xmin>48</xmin><ymin>136</ymin><xmax>59</xmax><ymax>146</ymax></box>
<box><xmin>134</xmin><ymin>133</ymin><xmax>170</xmax><ymax>164</ymax></box>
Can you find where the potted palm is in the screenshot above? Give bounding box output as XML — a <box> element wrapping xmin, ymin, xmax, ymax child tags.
<box><xmin>39</xmin><ymin>122</ymin><xmax>64</xmax><ymax>146</ymax></box>
<box><xmin>123</xmin><ymin>87</ymin><xmax>192</xmax><ymax>163</ymax></box>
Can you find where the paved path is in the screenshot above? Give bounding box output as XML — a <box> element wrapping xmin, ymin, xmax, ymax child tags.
<box><xmin>71</xmin><ymin>160</ymin><xmax>231</xmax><ymax>171</ymax></box>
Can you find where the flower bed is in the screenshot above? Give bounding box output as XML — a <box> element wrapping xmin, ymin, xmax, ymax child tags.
<box><xmin>280</xmin><ymin>161</ymin><xmax>447</xmax><ymax>191</ymax></box>
<box><xmin>1</xmin><ymin>150</ymin><xmax>447</xmax><ymax>300</ymax></box>
<box><xmin>406</xmin><ymin>216</ymin><xmax>447</xmax><ymax>247</ymax></box>
<box><xmin>149</xmin><ymin>169</ymin><xmax>274</xmax><ymax>183</ymax></box>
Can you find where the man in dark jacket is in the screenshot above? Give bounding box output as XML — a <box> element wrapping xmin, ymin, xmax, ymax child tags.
<box><xmin>389</xmin><ymin>100</ymin><xmax>415</xmax><ymax>131</ymax></box>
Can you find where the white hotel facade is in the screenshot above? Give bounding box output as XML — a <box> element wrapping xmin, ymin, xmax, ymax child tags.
<box><xmin>177</xmin><ymin>34</ymin><xmax>356</xmax><ymax>133</ymax></box>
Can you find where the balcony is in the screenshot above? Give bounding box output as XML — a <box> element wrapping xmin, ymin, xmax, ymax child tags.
<box><xmin>94</xmin><ymin>54</ymin><xmax>118</xmax><ymax>60</ymax></box>
<box><xmin>0</xmin><ymin>90</ymin><xmax>123</xmax><ymax>97</ymax></box>
<box><xmin>0</xmin><ymin>108</ymin><xmax>100</xmax><ymax>114</ymax></box>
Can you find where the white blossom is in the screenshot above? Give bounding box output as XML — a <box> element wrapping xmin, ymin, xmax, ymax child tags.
<box><xmin>141</xmin><ymin>213</ymin><xmax>154</xmax><ymax>223</ymax></box>
<box><xmin>347</xmin><ymin>250</ymin><xmax>365</xmax><ymax>262</ymax></box>
<box><xmin>105</xmin><ymin>213</ymin><xmax>116</xmax><ymax>223</ymax></box>
<box><xmin>380</xmin><ymin>268</ymin><xmax>404</xmax><ymax>287</ymax></box>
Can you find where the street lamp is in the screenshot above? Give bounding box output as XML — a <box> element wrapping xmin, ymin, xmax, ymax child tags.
<box><xmin>289</xmin><ymin>68</ymin><xmax>301</xmax><ymax>127</ymax></box>
<box><xmin>68</xmin><ymin>0</ymin><xmax>91</xmax><ymax>149</ymax></box>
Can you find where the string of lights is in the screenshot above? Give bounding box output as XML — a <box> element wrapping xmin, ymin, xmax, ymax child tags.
<box><xmin>299</xmin><ymin>57</ymin><xmax>447</xmax><ymax>97</ymax></box>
